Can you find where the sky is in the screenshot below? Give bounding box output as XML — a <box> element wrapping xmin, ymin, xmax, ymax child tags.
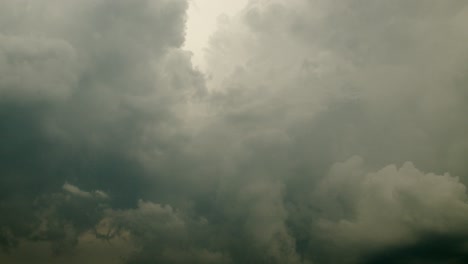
<box><xmin>1</xmin><ymin>0</ymin><xmax>468</xmax><ymax>263</ymax></box>
<box><xmin>184</xmin><ymin>0</ymin><xmax>247</xmax><ymax>70</ymax></box>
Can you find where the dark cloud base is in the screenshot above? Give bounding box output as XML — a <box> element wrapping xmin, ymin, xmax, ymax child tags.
<box><xmin>363</xmin><ymin>233</ymin><xmax>468</xmax><ymax>264</ymax></box>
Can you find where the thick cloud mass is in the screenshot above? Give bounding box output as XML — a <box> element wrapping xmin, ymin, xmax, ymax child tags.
<box><xmin>1</xmin><ymin>0</ymin><xmax>468</xmax><ymax>263</ymax></box>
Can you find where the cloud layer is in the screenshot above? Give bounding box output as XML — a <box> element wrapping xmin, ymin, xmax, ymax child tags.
<box><xmin>1</xmin><ymin>0</ymin><xmax>468</xmax><ymax>263</ymax></box>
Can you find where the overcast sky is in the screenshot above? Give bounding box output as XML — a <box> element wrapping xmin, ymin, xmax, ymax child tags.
<box><xmin>1</xmin><ymin>1</ymin><xmax>468</xmax><ymax>263</ymax></box>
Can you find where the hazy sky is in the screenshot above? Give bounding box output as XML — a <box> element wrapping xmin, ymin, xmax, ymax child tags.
<box><xmin>1</xmin><ymin>0</ymin><xmax>468</xmax><ymax>263</ymax></box>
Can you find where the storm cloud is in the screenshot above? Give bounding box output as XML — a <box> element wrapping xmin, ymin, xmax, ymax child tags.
<box><xmin>1</xmin><ymin>0</ymin><xmax>468</xmax><ymax>263</ymax></box>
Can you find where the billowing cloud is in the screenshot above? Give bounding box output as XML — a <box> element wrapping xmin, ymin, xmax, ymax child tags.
<box><xmin>196</xmin><ymin>0</ymin><xmax>468</xmax><ymax>262</ymax></box>
<box><xmin>313</xmin><ymin>156</ymin><xmax>468</xmax><ymax>263</ymax></box>
<box><xmin>1</xmin><ymin>0</ymin><xmax>468</xmax><ymax>263</ymax></box>
<box><xmin>0</xmin><ymin>0</ymin><xmax>199</xmax><ymax>261</ymax></box>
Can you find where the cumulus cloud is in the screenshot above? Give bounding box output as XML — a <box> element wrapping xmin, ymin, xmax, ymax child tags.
<box><xmin>108</xmin><ymin>200</ymin><xmax>231</xmax><ymax>264</ymax></box>
<box><xmin>0</xmin><ymin>0</ymin><xmax>198</xmax><ymax>260</ymax></box>
<box><xmin>196</xmin><ymin>0</ymin><xmax>468</xmax><ymax>262</ymax></box>
<box><xmin>1</xmin><ymin>0</ymin><xmax>468</xmax><ymax>263</ymax></box>
<box><xmin>313</xmin><ymin>156</ymin><xmax>468</xmax><ymax>263</ymax></box>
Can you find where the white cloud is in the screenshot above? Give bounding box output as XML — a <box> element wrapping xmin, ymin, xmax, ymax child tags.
<box><xmin>62</xmin><ymin>182</ymin><xmax>109</xmax><ymax>199</ymax></box>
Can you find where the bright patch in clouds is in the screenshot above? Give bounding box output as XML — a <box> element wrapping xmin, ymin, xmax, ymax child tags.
<box><xmin>184</xmin><ymin>0</ymin><xmax>247</xmax><ymax>70</ymax></box>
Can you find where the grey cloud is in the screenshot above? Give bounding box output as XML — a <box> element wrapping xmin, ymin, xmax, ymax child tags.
<box><xmin>201</xmin><ymin>0</ymin><xmax>468</xmax><ymax>190</ymax></box>
<box><xmin>0</xmin><ymin>0</ymin><xmax>199</xmax><ymax>260</ymax></box>
<box><xmin>1</xmin><ymin>0</ymin><xmax>468</xmax><ymax>263</ymax></box>
<box><xmin>362</xmin><ymin>233</ymin><xmax>468</xmax><ymax>264</ymax></box>
<box><xmin>0</xmin><ymin>34</ymin><xmax>77</xmax><ymax>101</ymax></box>
<box><xmin>198</xmin><ymin>0</ymin><xmax>468</xmax><ymax>262</ymax></box>
<box><xmin>311</xmin><ymin>156</ymin><xmax>468</xmax><ymax>263</ymax></box>
<box><xmin>108</xmin><ymin>200</ymin><xmax>232</xmax><ymax>264</ymax></box>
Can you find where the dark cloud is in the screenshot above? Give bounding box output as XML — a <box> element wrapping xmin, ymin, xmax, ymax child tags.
<box><xmin>362</xmin><ymin>232</ymin><xmax>468</xmax><ymax>264</ymax></box>
<box><xmin>0</xmin><ymin>0</ymin><xmax>200</xmax><ymax>261</ymax></box>
<box><xmin>1</xmin><ymin>0</ymin><xmax>468</xmax><ymax>263</ymax></box>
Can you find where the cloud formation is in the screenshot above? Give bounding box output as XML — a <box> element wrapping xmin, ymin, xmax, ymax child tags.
<box><xmin>314</xmin><ymin>156</ymin><xmax>468</xmax><ymax>263</ymax></box>
<box><xmin>1</xmin><ymin>0</ymin><xmax>468</xmax><ymax>263</ymax></box>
